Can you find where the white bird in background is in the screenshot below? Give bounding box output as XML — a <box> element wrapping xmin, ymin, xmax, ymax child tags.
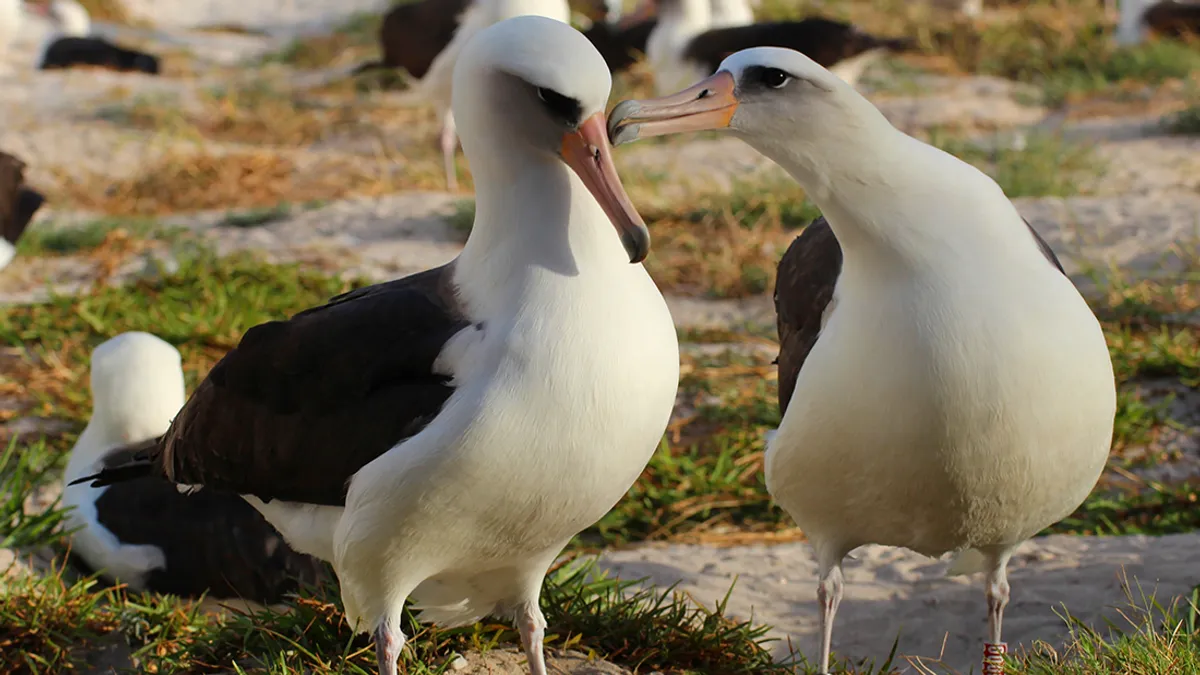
<box><xmin>645</xmin><ymin>0</ymin><xmax>713</xmax><ymax>95</ymax></box>
<box><xmin>0</xmin><ymin>0</ymin><xmax>21</xmax><ymax>69</ymax></box>
<box><xmin>609</xmin><ymin>47</ymin><xmax>1116</xmax><ymax>675</ymax></box>
<box><xmin>76</xmin><ymin>16</ymin><xmax>680</xmax><ymax>675</ymax></box>
<box><xmin>405</xmin><ymin>0</ymin><xmax>570</xmax><ymax>190</ymax></box>
<box><xmin>708</xmin><ymin>0</ymin><xmax>755</xmax><ymax>29</ymax></box>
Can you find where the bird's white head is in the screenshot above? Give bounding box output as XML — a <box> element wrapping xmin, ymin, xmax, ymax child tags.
<box><xmin>45</xmin><ymin>0</ymin><xmax>90</xmax><ymax>36</ymax></box>
<box><xmin>452</xmin><ymin>15</ymin><xmax>649</xmax><ymax>262</ymax></box>
<box><xmin>608</xmin><ymin>47</ymin><xmax>895</xmax><ymax>186</ymax></box>
<box><xmin>88</xmin><ymin>332</ymin><xmax>185</xmax><ymax>446</ymax></box>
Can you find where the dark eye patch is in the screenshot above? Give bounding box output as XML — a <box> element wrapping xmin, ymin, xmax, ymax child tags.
<box><xmin>742</xmin><ymin>65</ymin><xmax>793</xmax><ymax>90</ymax></box>
<box><xmin>537</xmin><ymin>87</ymin><xmax>583</xmax><ymax>126</ymax></box>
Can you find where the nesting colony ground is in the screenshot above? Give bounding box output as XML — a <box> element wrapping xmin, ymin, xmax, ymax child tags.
<box><xmin>1</xmin><ymin>0</ymin><xmax>1199</xmax><ymax>673</ymax></box>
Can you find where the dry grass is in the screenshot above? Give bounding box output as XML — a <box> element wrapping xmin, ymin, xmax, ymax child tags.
<box><xmin>51</xmin><ymin>150</ymin><xmax>435</xmax><ymax>216</ymax></box>
<box><xmin>641</xmin><ymin>178</ymin><xmax>816</xmax><ymax>298</ymax></box>
<box><xmin>75</xmin><ymin>0</ymin><xmax>130</xmax><ymax>24</ymax></box>
<box><xmin>105</xmin><ymin>82</ymin><xmax>424</xmax><ymax>148</ymax></box>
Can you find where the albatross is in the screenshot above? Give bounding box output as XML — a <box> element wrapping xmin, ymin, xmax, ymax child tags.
<box><xmin>63</xmin><ymin>332</ymin><xmax>327</xmax><ymax>604</ymax></box>
<box><xmin>76</xmin><ymin>16</ymin><xmax>680</xmax><ymax>675</ymax></box>
<box><xmin>0</xmin><ymin>150</ymin><xmax>46</xmax><ymax>272</ymax></box>
<box><xmin>609</xmin><ymin>48</ymin><xmax>1116</xmax><ymax>673</ymax></box>
<box><xmin>30</xmin><ymin>0</ymin><xmax>160</xmax><ymax>74</ymax></box>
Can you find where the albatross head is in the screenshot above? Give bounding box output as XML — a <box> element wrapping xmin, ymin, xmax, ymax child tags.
<box><xmin>45</xmin><ymin>0</ymin><xmax>91</xmax><ymax>36</ymax></box>
<box><xmin>452</xmin><ymin>15</ymin><xmax>649</xmax><ymax>262</ymax></box>
<box><xmin>607</xmin><ymin>47</ymin><xmax>893</xmax><ymax>184</ymax></box>
<box><xmin>88</xmin><ymin>332</ymin><xmax>185</xmax><ymax>445</ymax></box>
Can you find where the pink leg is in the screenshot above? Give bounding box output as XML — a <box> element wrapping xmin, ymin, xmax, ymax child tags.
<box><xmin>440</xmin><ymin>111</ymin><xmax>459</xmax><ymax>191</ymax></box>
<box><xmin>516</xmin><ymin>601</ymin><xmax>548</xmax><ymax>675</ymax></box>
<box><xmin>983</xmin><ymin>553</ymin><xmax>1012</xmax><ymax>675</ymax></box>
<box><xmin>817</xmin><ymin>561</ymin><xmax>844</xmax><ymax>674</ymax></box>
<box><xmin>374</xmin><ymin>620</ymin><xmax>405</xmax><ymax>675</ymax></box>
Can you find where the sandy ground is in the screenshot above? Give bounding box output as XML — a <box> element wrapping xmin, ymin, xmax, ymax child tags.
<box><xmin>600</xmin><ymin>534</ymin><xmax>1200</xmax><ymax>672</ymax></box>
<box><xmin>2</xmin><ymin>1</ymin><xmax>1199</xmax><ymax>674</ymax></box>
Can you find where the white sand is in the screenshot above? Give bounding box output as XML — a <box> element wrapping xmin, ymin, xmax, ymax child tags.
<box><xmin>599</xmin><ymin>534</ymin><xmax>1200</xmax><ymax>672</ymax></box>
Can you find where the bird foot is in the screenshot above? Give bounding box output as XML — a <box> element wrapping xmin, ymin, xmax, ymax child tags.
<box><xmin>982</xmin><ymin>642</ymin><xmax>1007</xmax><ymax>675</ymax></box>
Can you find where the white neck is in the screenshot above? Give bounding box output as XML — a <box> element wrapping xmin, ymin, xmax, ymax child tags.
<box><xmin>662</xmin><ymin>0</ymin><xmax>711</xmax><ymax>29</ymax></box>
<box><xmin>455</xmin><ymin>131</ymin><xmax>631</xmax><ymax>314</ymax></box>
<box><xmin>742</xmin><ymin>117</ymin><xmax>1015</xmax><ymax>274</ymax></box>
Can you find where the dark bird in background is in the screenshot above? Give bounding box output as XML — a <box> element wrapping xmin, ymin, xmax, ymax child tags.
<box><xmin>28</xmin><ymin>0</ymin><xmax>161</xmax><ymax>75</ymax></box>
<box><xmin>1142</xmin><ymin>0</ymin><xmax>1200</xmax><ymax>38</ymax></box>
<box><xmin>40</xmin><ymin>36</ymin><xmax>160</xmax><ymax>74</ymax></box>
<box><xmin>0</xmin><ymin>151</ymin><xmax>45</xmax><ymax>272</ymax></box>
<box><xmin>352</xmin><ymin>0</ymin><xmax>473</xmax><ymax>77</ymax></box>
<box><xmin>684</xmin><ymin>17</ymin><xmax>916</xmax><ymax>80</ymax></box>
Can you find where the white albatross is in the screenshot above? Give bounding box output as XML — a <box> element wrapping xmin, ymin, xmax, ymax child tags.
<box><xmin>75</xmin><ymin>16</ymin><xmax>680</xmax><ymax>675</ymax></box>
<box><xmin>609</xmin><ymin>47</ymin><xmax>1116</xmax><ymax>674</ymax></box>
<box><xmin>63</xmin><ymin>332</ymin><xmax>326</xmax><ymax>604</ymax></box>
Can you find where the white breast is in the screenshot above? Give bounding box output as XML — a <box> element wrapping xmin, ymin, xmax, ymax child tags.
<box><xmin>767</xmin><ymin>248</ymin><xmax>1115</xmax><ymax>558</ymax></box>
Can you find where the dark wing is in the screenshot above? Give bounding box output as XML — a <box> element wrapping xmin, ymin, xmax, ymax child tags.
<box><xmin>39</xmin><ymin>37</ymin><xmax>160</xmax><ymax>74</ymax></box>
<box><xmin>379</xmin><ymin>0</ymin><xmax>473</xmax><ymax>77</ymax></box>
<box><xmin>1144</xmin><ymin>2</ymin><xmax>1200</xmax><ymax>38</ymax></box>
<box><xmin>87</xmin><ymin>478</ymin><xmax>329</xmax><ymax>603</ymax></box>
<box><xmin>0</xmin><ymin>152</ymin><xmax>43</xmax><ymax>247</ymax></box>
<box><xmin>584</xmin><ymin>18</ymin><xmax>657</xmax><ymax>74</ymax></box>
<box><xmin>774</xmin><ymin>217</ymin><xmax>842</xmax><ymax>416</ymax></box>
<box><xmin>684</xmin><ymin>19</ymin><xmax>911</xmax><ymax>74</ymax></box>
<box><xmin>160</xmin><ymin>262</ymin><xmax>471</xmax><ymax>506</ymax></box>
<box><xmin>1024</xmin><ymin>218</ymin><xmax>1065</xmax><ymax>274</ymax></box>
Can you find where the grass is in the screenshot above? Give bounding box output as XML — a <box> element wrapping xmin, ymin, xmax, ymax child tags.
<box><xmin>263</xmin><ymin>12</ymin><xmax>383</xmax><ymax>70</ymax></box>
<box><xmin>99</xmin><ymin>82</ymin><xmax>409</xmax><ymax>147</ymax></box>
<box><xmin>14</xmin><ymin>218</ymin><xmax>166</xmax><ymax>257</ymax></box>
<box><xmin>927</xmin><ymin>130</ymin><xmax>1102</xmax><ymax>198</ymax></box>
<box><xmin>1165</xmin><ymin>104</ymin><xmax>1200</xmax><ymax>135</ymax></box>
<box><xmin>51</xmin><ymin>150</ymin><xmax>422</xmax><ymax>216</ymax></box>
<box><xmin>1013</xmin><ymin>581</ymin><xmax>1200</xmax><ymax>674</ymax></box>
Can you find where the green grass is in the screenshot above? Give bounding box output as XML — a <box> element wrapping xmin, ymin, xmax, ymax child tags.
<box><xmin>928</xmin><ymin>131</ymin><xmax>1103</xmax><ymax>198</ymax></box>
<box><xmin>263</xmin><ymin>12</ymin><xmax>383</xmax><ymax>69</ymax></box>
<box><xmin>0</xmin><ymin>437</ymin><xmax>69</xmax><ymax>550</ymax></box>
<box><xmin>14</xmin><ymin>219</ymin><xmax>168</xmax><ymax>257</ymax></box>
<box><xmin>1014</xmin><ymin>584</ymin><xmax>1200</xmax><ymax>674</ymax></box>
<box><xmin>1165</xmin><ymin>105</ymin><xmax>1200</xmax><ymax>135</ymax></box>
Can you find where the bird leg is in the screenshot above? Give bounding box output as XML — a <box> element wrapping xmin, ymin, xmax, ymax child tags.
<box><xmin>440</xmin><ymin>111</ymin><xmax>459</xmax><ymax>191</ymax></box>
<box><xmin>516</xmin><ymin>601</ymin><xmax>549</xmax><ymax>675</ymax></box>
<box><xmin>982</xmin><ymin>557</ymin><xmax>1011</xmax><ymax>675</ymax></box>
<box><xmin>816</xmin><ymin>562</ymin><xmax>844</xmax><ymax>675</ymax></box>
<box><xmin>374</xmin><ymin>620</ymin><xmax>406</xmax><ymax>675</ymax></box>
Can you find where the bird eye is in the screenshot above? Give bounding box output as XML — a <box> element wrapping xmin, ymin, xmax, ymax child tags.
<box><xmin>761</xmin><ymin>68</ymin><xmax>790</xmax><ymax>89</ymax></box>
<box><xmin>536</xmin><ymin>87</ymin><xmax>582</xmax><ymax>125</ymax></box>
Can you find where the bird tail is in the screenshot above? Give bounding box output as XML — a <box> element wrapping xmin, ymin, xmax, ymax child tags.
<box><xmin>945</xmin><ymin>548</ymin><xmax>988</xmax><ymax>577</ymax></box>
<box><xmin>67</xmin><ymin>436</ymin><xmax>161</xmax><ymax>487</ymax></box>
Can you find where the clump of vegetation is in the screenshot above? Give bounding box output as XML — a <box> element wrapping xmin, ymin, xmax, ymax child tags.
<box><xmin>928</xmin><ymin>130</ymin><xmax>1103</xmax><ymax>198</ymax></box>
<box><xmin>51</xmin><ymin>150</ymin><xmax>421</xmax><ymax>216</ymax></box>
<box><xmin>263</xmin><ymin>12</ymin><xmax>383</xmax><ymax>69</ymax></box>
<box><xmin>1165</xmin><ymin>104</ymin><xmax>1200</xmax><ymax>134</ymax></box>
